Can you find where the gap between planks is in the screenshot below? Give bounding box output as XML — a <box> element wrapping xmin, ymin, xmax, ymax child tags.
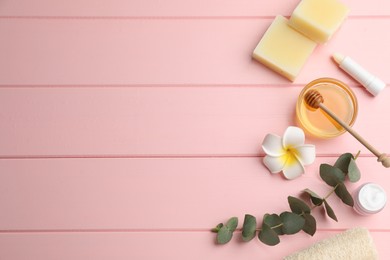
<box><xmin>1</xmin><ymin>228</ymin><xmax>390</xmax><ymax>234</ymax></box>
<box><xmin>0</xmin><ymin>83</ymin><xmax>377</xmax><ymax>89</ymax></box>
<box><xmin>1</xmin><ymin>15</ymin><xmax>390</xmax><ymax>20</ymax></box>
<box><xmin>0</xmin><ymin>154</ymin><xmax>378</xmax><ymax>160</ymax></box>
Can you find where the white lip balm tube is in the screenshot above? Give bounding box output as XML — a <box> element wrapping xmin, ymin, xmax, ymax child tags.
<box><xmin>332</xmin><ymin>53</ymin><xmax>386</xmax><ymax>96</ymax></box>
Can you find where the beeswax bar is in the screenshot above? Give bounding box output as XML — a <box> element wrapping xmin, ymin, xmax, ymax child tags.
<box><xmin>252</xmin><ymin>16</ymin><xmax>316</xmax><ymax>81</ymax></box>
<box><xmin>289</xmin><ymin>0</ymin><xmax>349</xmax><ymax>44</ymax></box>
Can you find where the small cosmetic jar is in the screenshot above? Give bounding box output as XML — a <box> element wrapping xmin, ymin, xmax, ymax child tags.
<box><xmin>354</xmin><ymin>183</ymin><xmax>387</xmax><ymax>215</ymax></box>
<box><xmin>296</xmin><ymin>78</ymin><xmax>358</xmax><ymax>138</ymax></box>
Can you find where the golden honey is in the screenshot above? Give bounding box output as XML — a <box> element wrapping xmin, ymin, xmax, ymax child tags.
<box><xmin>296</xmin><ymin>78</ymin><xmax>358</xmax><ymax>138</ymax></box>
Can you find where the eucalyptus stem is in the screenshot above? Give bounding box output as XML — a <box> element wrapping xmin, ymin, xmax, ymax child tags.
<box><xmin>254</xmin><ymin>223</ymin><xmax>283</xmax><ymax>232</ymax></box>
<box><xmin>354</xmin><ymin>150</ymin><xmax>361</xmax><ymax>160</ymax></box>
<box><xmin>271</xmin><ymin>223</ymin><xmax>283</xmax><ymax>229</ymax></box>
<box><xmin>324</xmin><ymin>183</ymin><xmax>339</xmax><ymax>200</ymax></box>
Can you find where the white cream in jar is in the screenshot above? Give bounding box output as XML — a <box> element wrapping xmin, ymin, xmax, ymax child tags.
<box><xmin>354</xmin><ymin>183</ymin><xmax>387</xmax><ymax>215</ymax></box>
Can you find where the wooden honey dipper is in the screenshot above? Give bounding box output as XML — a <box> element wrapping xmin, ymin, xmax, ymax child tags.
<box><xmin>304</xmin><ymin>89</ymin><xmax>390</xmax><ymax>168</ymax></box>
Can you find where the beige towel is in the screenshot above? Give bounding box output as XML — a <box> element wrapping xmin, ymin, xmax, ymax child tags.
<box><xmin>284</xmin><ymin>228</ymin><xmax>378</xmax><ymax>260</ymax></box>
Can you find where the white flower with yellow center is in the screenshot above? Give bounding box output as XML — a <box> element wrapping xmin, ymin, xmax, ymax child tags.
<box><xmin>262</xmin><ymin>126</ymin><xmax>316</xmax><ymax>179</ymax></box>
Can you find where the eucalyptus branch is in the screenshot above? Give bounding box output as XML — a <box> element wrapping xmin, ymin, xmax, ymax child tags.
<box><xmin>212</xmin><ymin>152</ymin><xmax>361</xmax><ymax>246</ymax></box>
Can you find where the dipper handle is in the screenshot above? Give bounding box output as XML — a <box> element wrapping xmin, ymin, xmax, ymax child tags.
<box><xmin>318</xmin><ymin>103</ymin><xmax>390</xmax><ymax>168</ymax></box>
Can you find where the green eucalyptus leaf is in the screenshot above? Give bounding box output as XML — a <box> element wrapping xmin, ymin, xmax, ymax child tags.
<box><xmin>226</xmin><ymin>217</ymin><xmax>238</xmax><ymax>232</ymax></box>
<box><xmin>334</xmin><ymin>153</ymin><xmax>353</xmax><ymax>174</ymax></box>
<box><xmin>217</xmin><ymin>226</ymin><xmax>233</xmax><ymax>244</ymax></box>
<box><xmin>242</xmin><ymin>214</ymin><xmax>257</xmax><ymax>242</ymax></box>
<box><xmin>320</xmin><ymin>164</ymin><xmax>345</xmax><ymax>187</ymax></box>
<box><xmin>288</xmin><ymin>196</ymin><xmax>311</xmax><ymax>214</ymax></box>
<box><xmin>302</xmin><ymin>214</ymin><xmax>316</xmax><ymax>236</ymax></box>
<box><xmin>303</xmin><ymin>189</ymin><xmax>323</xmax><ymax>206</ymax></box>
<box><xmin>347</xmin><ymin>159</ymin><xmax>361</xmax><ymax>183</ymax></box>
<box><xmin>280</xmin><ymin>212</ymin><xmax>305</xmax><ymax>235</ymax></box>
<box><xmin>212</xmin><ymin>223</ymin><xmax>223</xmax><ymax>233</ymax></box>
<box><xmin>324</xmin><ymin>200</ymin><xmax>338</xmax><ymax>222</ymax></box>
<box><xmin>258</xmin><ymin>223</ymin><xmax>280</xmax><ymax>246</ymax></box>
<box><xmin>264</xmin><ymin>213</ymin><xmax>283</xmax><ymax>235</ymax></box>
<box><xmin>335</xmin><ymin>183</ymin><xmax>354</xmax><ymax>207</ymax></box>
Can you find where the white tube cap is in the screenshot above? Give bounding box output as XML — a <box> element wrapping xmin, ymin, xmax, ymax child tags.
<box><xmin>366</xmin><ymin>77</ymin><xmax>386</xmax><ymax>96</ymax></box>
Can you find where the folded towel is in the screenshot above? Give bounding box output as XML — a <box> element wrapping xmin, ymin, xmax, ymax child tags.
<box><xmin>284</xmin><ymin>227</ymin><xmax>378</xmax><ymax>260</ymax></box>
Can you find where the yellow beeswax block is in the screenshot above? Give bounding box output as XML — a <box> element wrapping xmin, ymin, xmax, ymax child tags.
<box><xmin>252</xmin><ymin>16</ymin><xmax>317</xmax><ymax>81</ymax></box>
<box><xmin>289</xmin><ymin>0</ymin><xmax>349</xmax><ymax>44</ymax></box>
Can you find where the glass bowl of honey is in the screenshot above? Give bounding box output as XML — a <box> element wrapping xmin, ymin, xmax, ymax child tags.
<box><xmin>296</xmin><ymin>78</ymin><xmax>358</xmax><ymax>138</ymax></box>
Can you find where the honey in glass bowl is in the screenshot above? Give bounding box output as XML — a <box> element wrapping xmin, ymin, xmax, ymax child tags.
<box><xmin>296</xmin><ymin>78</ymin><xmax>358</xmax><ymax>138</ymax></box>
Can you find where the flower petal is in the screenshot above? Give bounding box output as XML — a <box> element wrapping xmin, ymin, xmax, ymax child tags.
<box><xmin>282</xmin><ymin>155</ymin><xmax>305</xmax><ymax>180</ymax></box>
<box><xmin>283</xmin><ymin>126</ymin><xmax>305</xmax><ymax>149</ymax></box>
<box><xmin>295</xmin><ymin>145</ymin><xmax>316</xmax><ymax>166</ymax></box>
<box><xmin>263</xmin><ymin>155</ymin><xmax>287</xmax><ymax>174</ymax></box>
<box><xmin>262</xmin><ymin>134</ymin><xmax>285</xmax><ymax>157</ymax></box>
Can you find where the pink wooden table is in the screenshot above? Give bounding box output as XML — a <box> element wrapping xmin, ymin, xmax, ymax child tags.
<box><xmin>1</xmin><ymin>0</ymin><xmax>390</xmax><ymax>259</ymax></box>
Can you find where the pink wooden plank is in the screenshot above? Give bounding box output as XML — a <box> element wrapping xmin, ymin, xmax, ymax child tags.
<box><xmin>0</xmin><ymin>230</ymin><xmax>388</xmax><ymax>260</ymax></box>
<box><xmin>0</xmin><ymin>0</ymin><xmax>389</xmax><ymax>16</ymax></box>
<box><xmin>0</xmin><ymin>87</ymin><xmax>388</xmax><ymax>157</ymax></box>
<box><xmin>0</xmin><ymin>19</ymin><xmax>389</xmax><ymax>85</ymax></box>
<box><xmin>0</xmin><ymin>157</ymin><xmax>388</xmax><ymax>230</ymax></box>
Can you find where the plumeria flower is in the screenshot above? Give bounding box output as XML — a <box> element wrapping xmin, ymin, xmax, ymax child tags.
<box><xmin>262</xmin><ymin>126</ymin><xmax>316</xmax><ymax>179</ymax></box>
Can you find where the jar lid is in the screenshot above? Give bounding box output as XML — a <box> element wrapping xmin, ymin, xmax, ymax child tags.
<box><xmin>357</xmin><ymin>183</ymin><xmax>387</xmax><ymax>214</ymax></box>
